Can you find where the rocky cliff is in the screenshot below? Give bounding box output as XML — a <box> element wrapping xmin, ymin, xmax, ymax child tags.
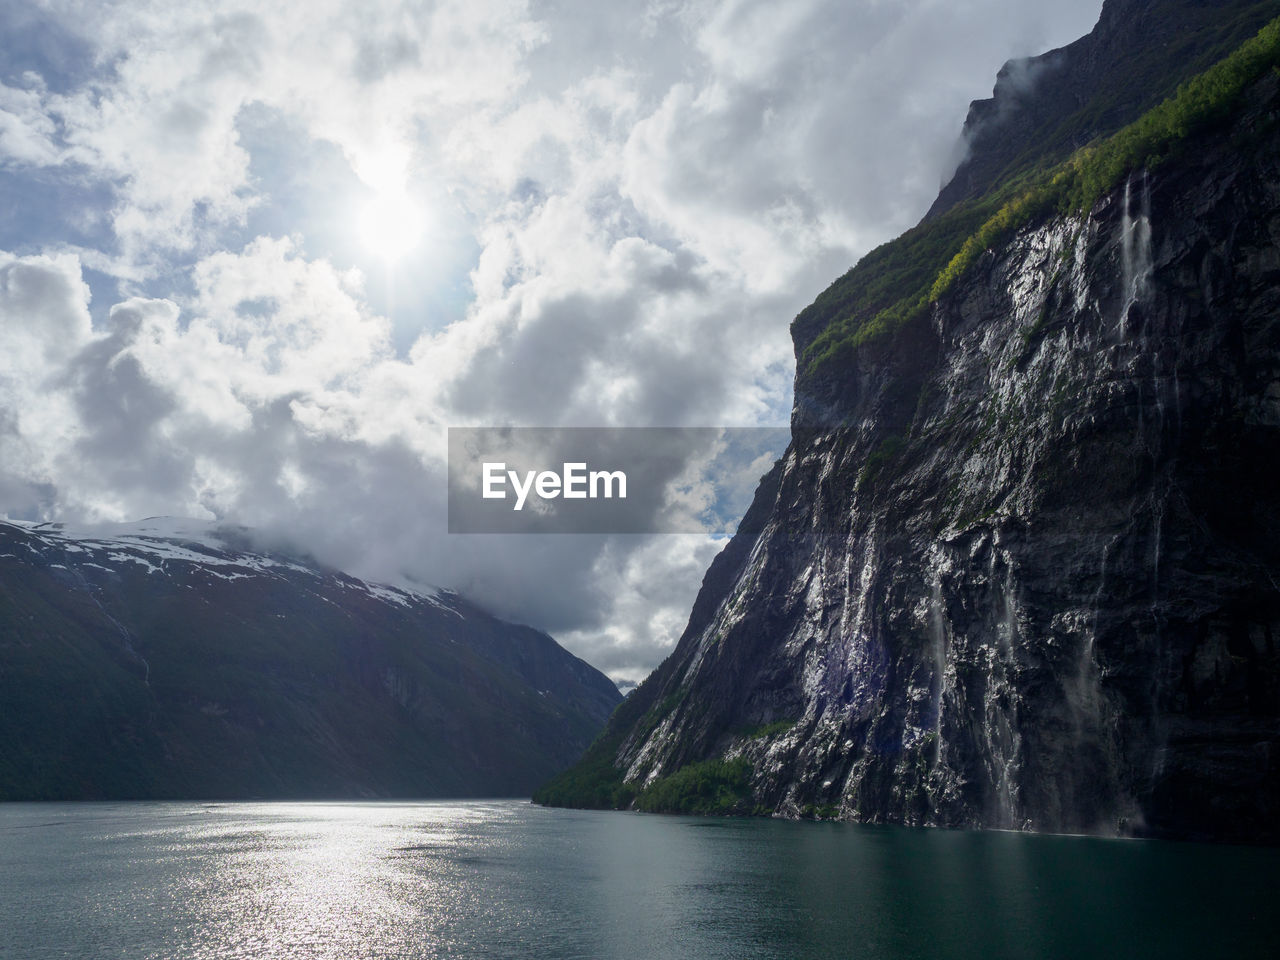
<box><xmin>537</xmin><ymin>2</ymin><xmax>1280</xmax><ymax>841</ymax></box>
<box><xmin>0</xmin><ymin>519</ymin><xmax>620</xmax><ymax>799</ymax></box>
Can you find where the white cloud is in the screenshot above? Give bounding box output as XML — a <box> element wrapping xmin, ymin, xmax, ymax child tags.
<box><xmin>0</xmin><ymin>77</ymin><xmax>65</xmax><ymax>167</ymax></box>
<box><xmin>0</xmin><ymin>0</ymin><xmax>1104</xmax><ymax>679</ymax></box>
<box><xmin>0</xmin><ymin>253</ymin><xmax>94</xmax><ymax>513</ymax></box>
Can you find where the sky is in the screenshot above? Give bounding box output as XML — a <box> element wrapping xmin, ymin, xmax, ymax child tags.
<box><xmin>0</xmin><ymin>0</ymin><xmax>1104</xmax><ymax>684</ymax></box>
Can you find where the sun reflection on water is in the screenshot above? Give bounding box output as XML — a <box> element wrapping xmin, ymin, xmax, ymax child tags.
<box><xmin>154</xmin><ymin>803</ymin><xmax>495</xmax><ymax>959</ymax></box>
<box><xmin>3</xmin><ymin>800</ymin><xmax>1279</xmax><ymax>960</ymax></box>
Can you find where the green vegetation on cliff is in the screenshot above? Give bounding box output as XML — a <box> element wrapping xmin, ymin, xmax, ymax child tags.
<box><xmin>634</xmin><ymin>758</ymin><xmax>753</xmax><ymax>815</ymax></box>
<box><xmin>531</xmin><ymin>675</ymin><xmax>667</xmax><ymax>809</ymax></box>
<box><xmin>532</xmin><ymin>672</ymin><xmax>759</xmax><ymax>815</ymax></box>
<box><xmin>800</xmin><ymin>14</ymin><xmax>1280</xmax><ymax>374</ymax></box>
<box><xmin>534</xmin><ymin>740</ymin><xmax>754</xmax><ymax>815</ymax></box>
<box><xmin>529</xmin><ymin>723</ymin><xmax>636</xmax><ymax>809</ymax></box>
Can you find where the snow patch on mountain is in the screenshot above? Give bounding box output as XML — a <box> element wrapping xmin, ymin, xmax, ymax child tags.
<box><xmin>0</xmin><ymin>516</ymin><xmax>448</xmax><ymax>611</ymax></box>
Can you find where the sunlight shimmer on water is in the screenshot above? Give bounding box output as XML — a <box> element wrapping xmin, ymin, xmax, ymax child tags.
<box><xmin>2</xmin><ymin>800</ymin><xmax>1278</xmax><ymax>959</ymax></box>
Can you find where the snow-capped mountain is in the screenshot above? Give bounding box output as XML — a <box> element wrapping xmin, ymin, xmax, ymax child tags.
<box><xmin>0</xmin><ymin>518</ymin><xmax>620</xmax><ymax>800</ymax></box>
<box><xmin>5</xmin><ymin>516</ymin><xmax>449</xmax><ymax>610</ymax></box>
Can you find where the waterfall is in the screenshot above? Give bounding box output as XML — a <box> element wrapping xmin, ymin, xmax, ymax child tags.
<box><xmin>995</xmin><ymin>557</ymin><xmax>1020</xmax><ymax>827</ymax></box>
<box><xmin>1120</xmin><ymin>175</ymin><xmax>1133</xmax><ymax>326</ymax></box>
<box><xmin>1151</xmin><ymin>501</ymin><xmax>1163</xmax><ymax>602</ymax></box>
<box><xmin>1086</xmin><ymin>537</ymin><xmax>1115</xmax><ymax>672</ymax></box>
<box><xmin>1072</xmin><ymin>537</ymin><xmax>1116</xmax><ymax>755</ymax></box>
<box><xmin>928</xmin><ymin>575</ymin><xmax>948</xmax><ymax>764</ymax></box>
<box><xmin>999</xmin><ymin>561</ymin><xmax>1018</xmax><ymax>655</ymax></box>
<box><xmin>1122</xmin><ymin>171</ymin><xmax>1163</xmax><ymax>463</ymax></box>
<box><xmin>1119</xmin><ymin>171</ymin><xmax>1154</xmax><ymax>331</ymax></box>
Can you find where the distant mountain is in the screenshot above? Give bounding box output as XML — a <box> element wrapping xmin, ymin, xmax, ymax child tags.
<box><xmin>537</xmin><ymin>2</ymin><xmax>1280</xmax><ymax>842</ymax></box>
<box><xmin>0</xmin><ymin>518</ymin><xmax>620</xmax><ymax>799</ymax></box>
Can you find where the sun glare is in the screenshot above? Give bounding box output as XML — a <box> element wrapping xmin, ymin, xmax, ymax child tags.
<box><xmin>357</xmin><ymin>189</ymin><xmax>426</xmax><ymax>263</ymax></box>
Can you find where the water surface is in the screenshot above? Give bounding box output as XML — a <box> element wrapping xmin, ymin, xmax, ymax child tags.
<box><xmin>1</xmin><ymin>801</ymin><xmax>1276</xmax><ymax>959</ymax></box>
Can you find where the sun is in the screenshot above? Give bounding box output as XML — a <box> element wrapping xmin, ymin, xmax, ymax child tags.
<box><xmin>357</xmin><ymin>188</ymin><xmax>426</xmax><ymax>263</ymax></box>
<box><xmin>349</xmin><ymin>142</ymin><xmax>429</xmax><ymax>263</ymax></box>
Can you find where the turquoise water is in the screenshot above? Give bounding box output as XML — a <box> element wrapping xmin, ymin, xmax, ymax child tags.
<box><xmin>0</xmin><ymin>801</ymin><xmax>1276</xmax><ymax>959</ymax></box>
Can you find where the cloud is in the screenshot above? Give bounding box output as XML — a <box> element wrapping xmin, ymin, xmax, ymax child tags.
<box><xmin>0</xmin><ymin>78</ymin><xmax>65</xmax><ymax>167</ymax></box>
<box><xmin>0</xmin><ymin>0</ymin><xmax>1103</xmax><ymax>681</ymax></box>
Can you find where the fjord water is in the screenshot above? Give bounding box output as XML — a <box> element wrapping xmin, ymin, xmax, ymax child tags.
<box><xmin>1</xmin><ymin>802</ymin><xmax>1276</xmax><ymax>960</ymax></box>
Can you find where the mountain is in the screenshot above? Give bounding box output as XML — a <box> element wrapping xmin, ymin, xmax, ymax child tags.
<box><xmin>536</xmin><ymin>1</ymin><xmax>1280</xmax><ymax>842</ymax></box>
<box><xmin>0</xmin><ymin>518</ymin><xmax>620</xmax><ymax>799</ymax></box>
<box><xmin>928</xmin><ymin>0</ymin><xmax>1280</xmax><ymax>219</ymax></box>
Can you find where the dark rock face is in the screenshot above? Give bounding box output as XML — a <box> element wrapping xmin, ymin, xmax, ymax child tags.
<box><xmin>567</xmin><ymin>68</ymin><xmax>1280</xmax><ymax>841</ymax></box>
<box><xmin>929</xmin><ymin>0</ymin><xmax>1280</xmax><ymax>219</ymax></box>
<box><xmin>0</xmin><ymin>520</ymin><xmax>620</xmax><ymax>800</ymax></box>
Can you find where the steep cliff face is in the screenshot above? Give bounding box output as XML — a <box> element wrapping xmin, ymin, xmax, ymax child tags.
<box><xmin>0</xmin><ymin>519</ymin><xmax>620</xmax><ymax>799</ymax></box>
<box><xmin>538</xmin><ymin>12</ymin><xmax>1280</xmax><ymax>841</ymax></box>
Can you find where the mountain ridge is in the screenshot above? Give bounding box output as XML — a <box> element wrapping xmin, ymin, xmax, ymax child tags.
<box><xmin>0</xmin><ymin>517</ymin><xmax>621</xmax><ymax>800</ymax></box>
<box><xmin>929</xmin><ymin>0</ymin><xmax>1280</xmax><ymax>219</ymax></box>
<box><xmin>791</xmin><ymin>0</ymin><xmax>1280</xmax><ymax>379</ymax></box>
